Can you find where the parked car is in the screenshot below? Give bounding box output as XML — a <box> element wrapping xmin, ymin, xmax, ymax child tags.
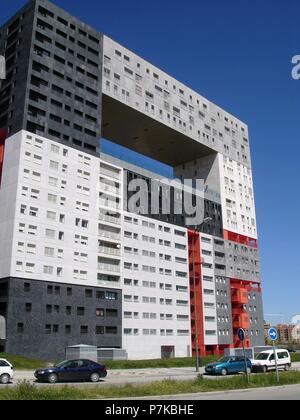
<box><xmin>252</xmin><ymin>349</ymin><xmax>291</xmax><ymax>373</ymax></box>
<box><xmin>205</xmin><ymin>356</ymin><xmax>252</xmax><ymax>376</ymax></box>
<box><xmin>287</xmin><ymin>348</ymin><xmax>297</xmax><ymax>354</ymax></box>
<box><xmin>34</xmin><ymin>359</ymin><xmax>107</xmax><ymax>384</ymax></box>
<box><xmin>0</xmin><ymin>359</ymin><xmax>14</xmax><ymax>384</ymax></box>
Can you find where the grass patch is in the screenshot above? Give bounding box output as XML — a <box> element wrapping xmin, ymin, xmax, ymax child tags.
<box><xmin>0</xmin><ymin>353</ymin><xmax>219</xmax><ymax>371</ymax></box>
<box><xmin>0</xmin><ymin>353</ymin><xmax>48</xmax><ymax>370</ymax></box>
<box><xmin>1</xmin><ymin>371</ymin><xmax>300</xmax><ymax>400</ymax></box>
<box><xmin>292</xmin><ymin>354</ymin><xmax>300</xmax><ymax>363</ymax></box>
<box><xmin>104</xmin><ymin>356</ymin><xmax>219</xmax><ymax>370</ymax></box>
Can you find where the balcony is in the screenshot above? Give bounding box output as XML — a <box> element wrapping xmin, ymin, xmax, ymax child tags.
<box><xmin>214</xmin><ymin>255</ymin><xmax>225</xmax><ymax>264</ymax></box>
<box><xmin>99</xmin><ymin>198</ymin><xmax>121</xmax><ymax>210</ymax></box>
<box><xmin>98</xmin><ymin>246</ymin><xmax>121</xmax><ymax>257</ymax></box>
<box><xmin>99</xmin><ymin>183</ymin><xmax>120</xmax><ymax>196</ymax></box>
<box><xmin>98</xmin><ymin>263</ymin><xmax>120</xmax><ymax>273</ymax></box>
<box><xmin>99</xmin><ymin>213</ymin><xmax>121</xmax><ymax>225</ymax></box>
<box><xmin>232</xmin><ymin>313</ymin><xmax>249</xmax><ymax>329</ymax></box>
<box><xmin>98</xmin><ymin>230</ymin><xmax>121</xmax><ymax>241</ymax></box>
<box><xmin>231</xmin><ymin>288</ymin><xmax>248</xmax><ymax>305</ymax></box>
<box><xmin>100</xmin><ymin>167</ymin><xmax>120</xmax><ymax>180</ymax></box>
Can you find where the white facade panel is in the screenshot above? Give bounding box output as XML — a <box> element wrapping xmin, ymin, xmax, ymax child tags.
<box><xmin>122</xmin><ymin>213</ymin><xmax>191</xmax><ymax>359</ymax></box>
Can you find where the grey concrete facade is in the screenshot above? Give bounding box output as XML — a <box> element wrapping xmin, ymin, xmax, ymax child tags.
<box><xmin>0</xmin><ymin>0</ymin><xmax>103</xmax><ymax>156</ymax></box>
<box><xmin>1</xmin><ymin>277</ymin><xmax>122</xmax><ymax>361</ymax></box>
<box><xmin>215</xmin><ymin>276</ymin><xmax>234</xmax><ymax>346</ymax></box>
<box><xmin>224</xmin><ymin>240</ymin><xmax>261</xmax><ymax>283</ymax></box>
<box><xmin>245</xmin><ymin>289</ymin><xmax>265</xmax><ymax>348</ymax></box>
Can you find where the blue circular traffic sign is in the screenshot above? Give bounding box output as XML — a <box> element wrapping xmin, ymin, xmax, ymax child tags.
<box><xmin>238</xmin><ymin>328</ymin><xmax>246</xmax><ymax>341</ymax></box>
<box><xmin>268</xmin><ymin>327</ymin><xmax>278</xmax><ymax>341</ymax></box>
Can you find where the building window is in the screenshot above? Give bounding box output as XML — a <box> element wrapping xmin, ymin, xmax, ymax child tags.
<box><xmin>47</xmin><ymin>285</ymin><xmax>53</xmax><ymax>295</ymax></box>
<box><xmin>25</xmin><ymin>303</ymin><xmax>32</xmax><ymax>313</ymax></box>
<box><xmin>95</xmin><ymin>326</ymin><xmax>104</xmax><ymax>335</ymax></box>
<box><xmin>17</xmin><ymin>323</ymin><xmax>24</xmax><ymax>333</ymax></box>
<box><xmin>106</xmin><ymin>309</ymin><xmax>118</xmax><ymax>318</ymax></box>
<box><xmin>96</xmin><ymin>308</ymin><xmax>104</xmax><ymax>317</ymax></box>
<box><xmin>45</xmin><ymin>324</ymin><xmax>51</xmax><ymax>334</ymax></box>
<box><xmin>85</xmin><ymin>289</ymin><xmax>93</xmax><ymax>298</ymax></box>
<box><xmin>80</xmin><ymin>326</ymin><xmax>88</xmax><ymax>334</ymax></box>
<box><xmin>24</xmin><ymin>282</ymin><xmax>31</xmax><ymax>292</ymax></box>
<box><xmin>106</xmin><ymin>326</ymin><xmax>117</xmax><ymax>335</ymax></box>
<box><xmin>77</xmin><ymin>307</ymin><xmax>85</xmax><ymax>316</ymax></box>
<box><xmin>53</xmin><ymin>325</ymin><xmax>59</xmax><ymax>333</ymax></box>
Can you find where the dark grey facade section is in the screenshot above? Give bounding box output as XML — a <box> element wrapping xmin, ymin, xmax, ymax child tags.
<box><xmin>215</xmin><ymin>276</ymin><xmax>233</xmax><ymax>346</ymax></box>
<box><xmin>224</xmin><ymin>240</ymin><xmax>260</xmax><ymax>283</ymax></box>
<box><xmin>213</xmin><ymin>238</ymin><xmax>233</xmax><ymax>346</ymax></box>
<box><xmin>246</xmin><ymin>290</ymin><xmax>265</xmax><ymax>348</ymax></box>
<box><xmin>125</xmin><ymin>169</ymin><xmax>224</xmax><ymax>237</ymax></box>
<box><xmin>1</xmin><ymin>277</ymin><xmax>122</xmax><ymax>361</ymax></box>
<box><xmin>0</xmin><ymin>0</ymin><xmax>103</xmax><ymax>156</ymax></box>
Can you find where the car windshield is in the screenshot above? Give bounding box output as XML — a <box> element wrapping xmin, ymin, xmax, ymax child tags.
<box><xmin>55</xmin><ymin>360</ymin><xmax>70</xmax><ymax>368</ymax></box>
<box><xmin>217</xmin><ymin>357</ymin><xmax>232</xmax><ymax>363</ymax></box>
<box><xmin>256</xmin><ymin>353</ymin><xmax>269</xmax><ymax>360</ymax></box>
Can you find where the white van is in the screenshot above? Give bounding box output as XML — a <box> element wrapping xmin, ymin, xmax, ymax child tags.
<box><xmin>0</xmin><ymin>359</ymin><xmax>14</xmax><ymax>384</ymax></box>
<box><xmin>253</xmin><ymin>349</ymin><xmax>291</xmax><ymax>373</ymax></box>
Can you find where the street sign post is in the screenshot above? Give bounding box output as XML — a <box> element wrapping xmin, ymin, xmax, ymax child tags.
<box><xmin>237</xmin><ymin>328</ymin><xmax>250</xmax><ymax>384</ymax></box>
<box><xmin>268</xmin><ymin>327</ymin><xmax>279</xmax><ymax>383</ymax></box>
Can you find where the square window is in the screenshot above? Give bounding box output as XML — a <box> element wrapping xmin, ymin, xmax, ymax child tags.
<box><xmin>24</xmin><ymin>282</ymin><xmax>30</xmax><ymax>292</ymax></box>
<box><xmin>25</xmin><ymin>303</ymin><xmax>32</xmax><ymax>313</ymax></box>
<box><xmin>17</xmin><ymin>323</ymin><xmax>24</xmax><ymax>333</ymax></box>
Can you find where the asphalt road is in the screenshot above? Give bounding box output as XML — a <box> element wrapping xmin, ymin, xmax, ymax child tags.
<box><xmin>11</xmin><ymin>366</ymin><xmax>202</xmax><ymax>387</ymax></box>
<box><xmin>8</xmin><ymin>362</ymin><xmax>300</xmax><ymax>388</ymax></box>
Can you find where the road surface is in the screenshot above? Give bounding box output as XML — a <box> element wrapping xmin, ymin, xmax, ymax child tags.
<box><xmin>8</xmin><ymin>362</ymin><xmax>300</xmax><ymax>388</ymax></box>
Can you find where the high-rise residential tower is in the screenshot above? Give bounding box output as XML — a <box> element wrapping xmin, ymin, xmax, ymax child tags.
<box><xmin>0</xmin><ymin>0</ymin><xmax>264</xmax><ymax>360</ymax></box>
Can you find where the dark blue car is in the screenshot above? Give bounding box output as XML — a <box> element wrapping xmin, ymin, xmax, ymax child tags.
<box><xmin>34</xmin><ymin>359</ymin><xmax>107</xmax><ymax>383</ymax></box>
<box><xmin>205</xmin><ymin>356</ymin><xmax>252</xmax><ymax>376</ymax></box>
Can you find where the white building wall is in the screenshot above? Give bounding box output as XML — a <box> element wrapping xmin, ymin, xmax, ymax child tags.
<box><xmin>103</xmin><ymin>36</ymin><xmax>251</xmax><ymax>169</ymax></box>
<box><xmin>0</xmin><ymin>130</ymin><xmax>123</xmax><ymax>289</ymax></box>
<box><xmin>121</xmin><ymin>213</ymin><xmax>191</xmax><ymax>359</ymax></box>
<box><xmin>200</xmin><ymin>234</ymin><xmax>218</xmax><ymax>346</ymax></box>
<box><xmin>0</xmin><ymin>133</ymin><xmax>21</xmax><ymax>278</ymax></box>
<box><xmin>218</xmin><ymin>153</ymin><xmax>257</xmax><ymax>239</ymax></box>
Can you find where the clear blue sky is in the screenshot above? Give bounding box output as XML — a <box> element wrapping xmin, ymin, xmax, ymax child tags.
<box><xmin>2</xmin><ymin>0</ymin><xmax>300</xmax><ymax>322</ymax></box>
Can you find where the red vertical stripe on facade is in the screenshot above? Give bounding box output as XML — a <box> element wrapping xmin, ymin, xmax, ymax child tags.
<box><xmin>0</xmin><ymin>129</ymin><xmax>7</xmax><ymax>186</ymax></box>
<box><xmin>188</xmin><ymin>230</ymin><xmax>206</xmax><ymax>357</ymax></box>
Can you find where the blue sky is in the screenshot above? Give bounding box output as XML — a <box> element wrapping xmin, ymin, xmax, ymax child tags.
<box><xmin>2</xmin><ymin>0</ymin><xmax>299</xmax><ymax>322</ymax></box>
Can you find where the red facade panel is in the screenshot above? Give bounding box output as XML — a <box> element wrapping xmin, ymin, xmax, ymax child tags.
<box><xmin>188</xmin><ymin>230</ymin><xmax>206</xmax><ymax>356</ymax></box>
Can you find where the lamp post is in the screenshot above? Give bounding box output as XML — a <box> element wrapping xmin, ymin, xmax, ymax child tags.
<box><xmin>191</xmin><ymin>217</ymin><xmax>213</xmax><ymax>373</ymax></box>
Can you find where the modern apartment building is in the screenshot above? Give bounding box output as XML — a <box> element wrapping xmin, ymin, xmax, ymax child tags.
<box><xmin>0</xmin><ymin>0</ymin><xmax>264</xmax><ymax>360</ymax></box>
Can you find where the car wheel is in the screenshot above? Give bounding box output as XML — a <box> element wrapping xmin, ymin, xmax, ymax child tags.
<box><xmin>48</xmin><ymin>373</ymin><xmax>58</xmax><ymax>384</ymax></box>
<box><xmin>90</xmin><ymin>373</ymin><xmax>100</xmax><ymax>383</ymax></box>
<box><xmin>284</xmin><ymin>364</ymin><xmax>290</xmax><ymax>372</ymax></box>
<box><xmin>221</xmin><ymin>368</ymin><xmax>227</xmax><ymax>376</ymax></box>
<box><xmin>0</xmin><ymin>374</ymin><xmax>10</xmax><ymax>385</ymax></box>
<box><xmin>262</xmin><ymin>365</ymin><xmax>268</xmax><ymax>373</ymax></box>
